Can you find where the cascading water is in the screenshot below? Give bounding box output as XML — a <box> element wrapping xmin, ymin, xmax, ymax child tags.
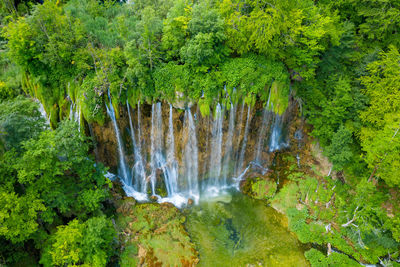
<box><xmin>165</xmin><ymin>104</ymin><xmax>179</xmax><ymax>196</ymax></box>
<box><xmin>36</xmin><ymin>99</ymin><xmax>49</xmax><ymax>124</ymax></box>
<box><xmin>236</xmin><ymin>105</ymin><xmax>251</xmax><ymax>176</ymax></box>
<box><xmin>148</xmin><ymin>102</ymin><xmax>183</xmax><ymax>205</ymax></box>
<box><xmin>105</xmin><ymin>89</ymin><xmax>130</xmax><ymax>186</ymax></box>
<box><xmin>254</xmin><ymin>89</ymin><xmax>272</xmax><ymax>164</ymax></box>
<box><xmin>127</xmin><ymin>101</ymin><xmax>147</xmax><ymax>198</ymax></box>
<box><xmin>235</xmin><ymin>102</ymin><xmax>245</xmax><ymax>152</ymax></box>
<box><xmin>156</xmin><ymin>105</ymin><xmax>186</xmax><ymax>207</ymax></box>
<box><xmin>69</xmin><ymin>99</ymin><xmax>81</xmax><ymax>131</ymax></box>
<box><xmin>222</xmin><ymin>103</ymin><xmax>236</xmax><ymax>184</ymax></box>
<box><xmin>149</xmin><ymin>103</ymin><xmax>166</xmax><ymax>196</ymax></box>
<box><xmin>106</xmin><ymin>98</ymin><xmax>290</xmax><ymax>208</ymax></box>
<box><xmin>207</xmin><ymin>104</ymin><xmax>224</xmax><ymax>192</ymax></box>
<box><xmin>69</xmin><ymin>102</ymin><xmax>74</xmax><ymax>120</ymax></box>
<box><xmin>136</xmin><ymin>101</ymin><xmax>147</xmax><ymax>192</ymax></box>
<box><xmin>183</xmin><ymin>108</ymin><xmax>200</xmax><ymax>203</ymax></box>
<box><xmin>269</xmin><ymin>114</ymin><xmax>287</xmax><ymax>152</ymax></box>
<box><xmin>254</xmin><ymin>109</ymin><xmax>270</xmax><ymax>165</ymax></box>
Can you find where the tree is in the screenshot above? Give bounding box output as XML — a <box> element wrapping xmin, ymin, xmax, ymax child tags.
<box><xmin>360</xmin><ymin>46</ymin><xmax>400</xmax><ymax>186</ymax></box>
<box><xmin>327</xmin><ymin>125</ymin><xmax>353</xmax><ymax>171</ymax></box>
<box><xmin>40</xmin><ymin>217</ymin><xmax>116</xmax><ymax>267</ymax></box>
<box><xmin>136</xmin><ymin>6</ymin><xmax>162</xmax><ymax>71</ymax></box>
<box><xmin>321</xmin><ymin>0</ymin><xmax>400</xmax><ymax>48</ymax></box>
<box><xmin>0</xmin><ymin>191</ymin><xmax>45</xmax><ymax>243</ymax></box>
<box><xmin>0</xmin><ymin>96</ymin><xmax>46</xmax><ymax>152</ymax></box>
<box><xmin>218</xmin><ymin>0</ymin><xmax>342</xmax><ymax>80</ymax></box>
<box><xmin>161</xmin><ymin>0</ymin><xmax>191</xmax><ymax>61</ymax></box>
<box><xmin>180</xmin><ymin>2</ymin><xmax>228</xmax><ymax>70</ymax></box>
<box><xmin>15</xmin><ymin>121</ymin><xmax>110</xmax><ymax>221</ymax></box>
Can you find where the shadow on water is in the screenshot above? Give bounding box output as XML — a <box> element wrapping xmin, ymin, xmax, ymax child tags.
<box><xmin>184</xmin><ymin>190</ymin><xmax>309</xmax><ymax>267</ymax></box>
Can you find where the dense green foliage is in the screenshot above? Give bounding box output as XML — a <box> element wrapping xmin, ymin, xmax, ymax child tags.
<box><xmin>0</xmin><ymin>0</ymin><xmax>399</xmax><ymax>266</ymax></box>
<box><xmin>0</xmin><ymin>98</ymin><xmax>116</xmax><ymax>265</ymax></box>
<box><xmin>270</xmin><ymin>153</ymin><xmax>400</xmax><ymax>266</ymax></box>
<box><xmin>2</xmin><ymin>0</ymin><xmax>332</xmax><ymax>123</ymax></box>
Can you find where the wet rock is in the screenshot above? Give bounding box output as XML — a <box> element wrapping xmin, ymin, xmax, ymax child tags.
<box><xmin>171</xmin><ymin>91</ymin><xmax>194</xmax><ymax>109</ymax></box>
<box><xmin>160</xmin><ymin>201</ymin><xmax>175</xmax><ymax>209</ymax></box>
<box><xmin>187</xmin><ymin>198</ymin><xmax>194</xmax><ymax>206</ymax></box>
<box><xmin>150</xmin><ymin>195</ymin><xmax>159</xmax><ymax>201</ymax></box>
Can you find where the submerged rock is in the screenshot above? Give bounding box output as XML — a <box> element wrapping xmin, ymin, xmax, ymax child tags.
<box><xmin>150</xmin><ymin>195</ymin><xmax>159</xmax><ymax>201</ymax></box>
<box><xmin>185</xmin><ymin>192</ymin><xmax>308</xmax><ymax>266</ymax></box>
<box><xmin>116</xmin><ymin>202</ymin><xmax>199</xmax><ymax>266</ymax></box>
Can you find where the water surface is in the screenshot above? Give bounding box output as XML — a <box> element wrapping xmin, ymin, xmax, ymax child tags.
<box><xmin>185</xmin><ymin>191</ymin><xmax>309</xmax><ymax>266</ymax></box>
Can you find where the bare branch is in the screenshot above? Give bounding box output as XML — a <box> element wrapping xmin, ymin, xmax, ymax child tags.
<box><xmin>342</xmin><ymin>206</ymin><xmax>359</xmax><ymax>227</ymax></box>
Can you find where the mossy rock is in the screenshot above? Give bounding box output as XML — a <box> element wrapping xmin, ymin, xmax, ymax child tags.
<box><xmin>118</xmin><ymin>203</ymin><xmax>199</xmax><ymax>266</ymax></box>
<box><xmin>251</xmin><ymin>178</ymin><xmax>277</xmax><ymax>200</ymax></box>
<box><xmin>269</xmin><ymin>80</ymin><xmax>289</xmax><ymax>115</ymax></box>
<box><xmin>242</xmin><ymin>177</ymin><xmax>277</xmax><ymax>201</ymax></box>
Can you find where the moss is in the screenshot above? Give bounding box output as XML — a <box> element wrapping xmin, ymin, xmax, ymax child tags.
<box><xmin>116</xmin><ymin>202</ymin><xmax>198</xmax><ymax>266</ymax></box>
<box><xmin>119</xmin><ymin>244</ymin><xmax>139</xmax><ymax>266</ymax></box>
<box><xmin>251</xmin><ymin>178</ymin><xmax>277</xmax><ymax>200</ymax></box>
<box><xmin>49</xmin><ymin>104</ymin><xmax>59</xmax><ymax>129</ymax></box>
<box><xmin>58</xmin><ymin>97</ymin><xmax>69</xmax><ymax>121</ymax></box>
<box><xmin>269</xmin><ymin>80</ymin><xmax>289</xmax><ymax>115</ymax></box>
<box><xmin>199</xmin><ymin>99</ymin><xmax>210</xmax><ymax>117</ymax></box>
<box><xmin>305</xmin><ymin>248</ymin><xmax>361</xmax><ymax>267</ymax></box>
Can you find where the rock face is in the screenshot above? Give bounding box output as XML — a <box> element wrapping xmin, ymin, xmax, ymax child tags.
<box><xmin>90</xmin><ymin>97</ymin><xmax>300</xmax><ymax>198</ymax></box>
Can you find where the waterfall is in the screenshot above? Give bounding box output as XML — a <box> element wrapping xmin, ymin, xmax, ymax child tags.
<box><xmin>126</xmin><ymin>101</ymin><xmax>137</xmax><ymax>187</ymax></box>
<box><xmin>208</xmin><ymin>104</ymin><xmax>224</xmax><ymax>187</ymax></box>
<box><xmin>254</xmin><ymin>106</ymin><xmax>270</xmax><ymax>164</ymax></box>
<box><xmin>183</xmin><ymin>108</ymin><xmax>199</xmax><ymax>202</ymax></box>
<box><xmin>149</xmin><ymin>103</ymin><xmax>163</xmax><ymax>195</ymax></box>
<box><xmin>36</xmin><ymin>99</ymin><xmax>49</xmax><ymax>124</ymax></box>
<box><xmin>77</xmin><ymin>105</ymin><xmax>81</xmax><ymax>131</ymax></box>
<box><xmin>233</xmin><ymin>165</ymin><xmax>250</xmax><ymax>190</ymax></box>
<box><xmin>236</xmin><ymin>105</ymin><xmax>251</xmax><ymax>176</ymax></box>
<box><xmin>103</xmin><ymin>96</ymin><xmax>291</xmax><ymax>208</ymax></box>
<box><xmin>105</xmin><ymin>89</ymin><xmax>130</xmax><ymax>185</ymax></box>
<box><xmin>69</xmin><ymin>102</ymin><xmax>74</xmax><ymax>120</ymax></box>
<box><xmin>255</xmin><ymin>88</ymin><xmax>272</xmax><ymax>162</ymax></box>
<box><xmin>149</xmin><ymin>102</ymin><xmax>179</xmax><ymax>198</ymax></box>
<box><xmin>202</xmin><ymin>115</ymin><xmax>211</xmax><ymax>181</ymax></box>
<box><xmin>222</xmin><ymin>103</ymin><xmax>236</xmax><ymax>184</ymax></box>
<box><xmin>235</xmin><ymin>101</ymin><xmax>245</xmax><ymax>153</ymax></box>
<box><xmin>233</xmin><ymin>101</ymin><xmax>245</xmax><ymax>177</ymax></box>
<box><xmin>269</xmin><ymin>115</ymin><xmax>284</xmax><ymax>152</ymax></box>
<box><xmin>69</xmin><ymin>100</ymin><xmax>80</xmax><ymax>130</ymax></box>
<box><xmin>137</xmin><ymin>100</ymin><xmax>146</xmax><ymax>191</ymax></box>
<box><xmin>166</xmin><ymin>104</ymin><xmax>178</xmax><ymax>196</ymax></box>
<box><xmin>127</xmin><ymin>101</ymin><xmax>147</xmax><ymax>195</ymax></box>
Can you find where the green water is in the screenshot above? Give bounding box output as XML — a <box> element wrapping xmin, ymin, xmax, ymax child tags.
<box><xmin>185</xmin><ymin>191</ymin><xmax>309</xmax><ymax>267</ymax></box>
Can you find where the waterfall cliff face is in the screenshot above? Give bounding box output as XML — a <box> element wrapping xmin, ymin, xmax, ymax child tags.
<box><xmin>95</xmin><ymin>97</ymin><xmax>294</xmax><ymax>207</ymax></box>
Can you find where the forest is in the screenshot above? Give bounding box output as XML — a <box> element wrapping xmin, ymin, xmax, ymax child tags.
<box><xmin>0</xmin><ymin>0</ymin><xmax>399</xmax><ymax>266</ymax></box>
